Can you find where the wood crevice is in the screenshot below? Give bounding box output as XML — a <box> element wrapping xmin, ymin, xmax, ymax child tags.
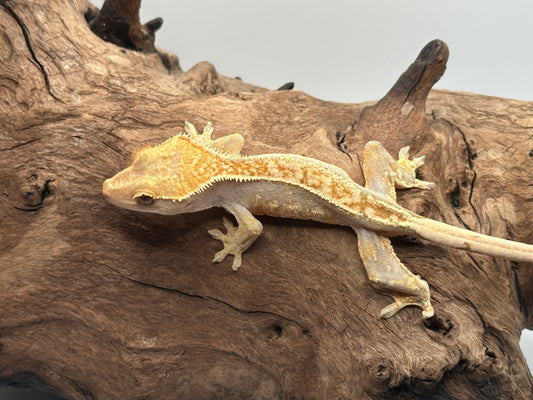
<box><xmin>2</xmin><ymin>2</ymin><xmax>62</xmax><ymax>102</ymax></box>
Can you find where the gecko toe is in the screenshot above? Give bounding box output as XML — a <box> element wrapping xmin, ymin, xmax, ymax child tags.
<box><xmin>399</xmin><ymin>146</ymin><xmax>410</xmax><ymax>158</ymax></box>
<box><xmin>208</xmin><ymin>228</ymin><xmax>224</xmax><ymax>240</ymax></box>
<box><xmin>416</xmin><ymin>180</ymin><xmax>435</xmax><ymax>190</ymax></box>
<box><xmin>379</xmin><ymin>302</ymin><xmax>405</xmax><ymax>319</ymax></box>
<box><xmin>212</xmin><ymin>249</ymin><xmax>228</xmax><ymax>263</ymax></box>
<box><xmin>413</xmin><ymin>156</ymin><xmax>426</xmax><ymax>167</ymax></box>
<box><xmin>231</xmin><ymin>254</ymin><xmax>242</xmax><ymax>271</ymax></box>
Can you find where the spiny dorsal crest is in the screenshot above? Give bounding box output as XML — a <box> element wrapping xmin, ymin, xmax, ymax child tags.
<box><xmin>131</xmin><ymin>122</ymin><xmax>213</xmax><ymax>167</ymax></box>
<box><xmin>132</xmin><ymin>122</ymin><xmax>244</xmax><ymax>175</ymax></box>
<box><xmin>182</xmin><ymin>121</ymin><xmax>244</xmax><ymax>156</ymax></box>
<box><xmin>184</xmin><ymin>121</ymin><xmax>214</xmax><ymax>143</ymax></box>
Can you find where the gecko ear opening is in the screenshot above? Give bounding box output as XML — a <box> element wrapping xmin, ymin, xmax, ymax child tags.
<box><xmin>134</xmin><ymin>193</ymin><xmax>155</xmax><ymax>205</ymax></box>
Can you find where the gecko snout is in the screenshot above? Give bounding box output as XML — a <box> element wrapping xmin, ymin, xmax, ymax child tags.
<box><xmin>102</xmin><ymin>170</ymin><xmax>129</xmax><ymax>201</ymax></box>
<box><xmin>102</xmin><ymin>178</ymin><xmax>113</xmax><ymax>199</ymax></box>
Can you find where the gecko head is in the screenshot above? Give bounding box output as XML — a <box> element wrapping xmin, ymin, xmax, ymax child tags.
<box><xmin>102</xmin><ymin>136</ymin><xmax>197</xmax><ymax>215</ymax></box>
<box><xmin>102</xmin><ymin>164</ymin><xmax>160</xmax><ymax>213</ymax></box>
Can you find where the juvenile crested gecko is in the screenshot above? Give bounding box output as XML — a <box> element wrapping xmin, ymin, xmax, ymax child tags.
<box><xmin>102</xmin><ymin>122</ymin><xmax>533</xmax><ymax>319</ymax></box>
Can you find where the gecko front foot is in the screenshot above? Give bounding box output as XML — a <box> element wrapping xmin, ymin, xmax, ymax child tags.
<box><xmin>208</xmin><ymin>205</ymin><xmax>263</xmax><ymax>271</ymax></box>
<box><xmin>208</xmin><ymin>217</ymin><xmax>246</xmax><ymax>271</ymax></box>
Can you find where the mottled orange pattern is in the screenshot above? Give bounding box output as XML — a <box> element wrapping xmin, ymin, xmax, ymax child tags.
<box><xmin>134</xmin><ymin>134</ymin><xmax>408</xmax><ymax>227</ymax></box>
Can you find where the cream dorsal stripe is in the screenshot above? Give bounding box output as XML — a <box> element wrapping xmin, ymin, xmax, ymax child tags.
<box><xmin>103</xmin><ymin>122</ymin><xmax>533</xmax><ymax>320</ymax></box>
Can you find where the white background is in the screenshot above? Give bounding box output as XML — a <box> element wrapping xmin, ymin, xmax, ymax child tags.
<box><xmin>95</xmin><ymin>0</ymin><xmax>533</xmax><ymax>370</ymax></box>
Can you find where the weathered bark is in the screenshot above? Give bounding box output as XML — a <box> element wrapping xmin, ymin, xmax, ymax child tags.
<box><xmin>1</xmin><ymin>0</ymin><xmax>532</xmax><ymax>399</ymax></box>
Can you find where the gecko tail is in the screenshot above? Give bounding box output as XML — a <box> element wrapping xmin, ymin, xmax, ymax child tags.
<box><xmin>412</xmin><ymin>217</ymin><xmax>533</xmax><ymax>263</ymax></box>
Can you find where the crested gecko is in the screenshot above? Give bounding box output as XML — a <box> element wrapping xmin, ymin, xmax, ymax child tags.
<box><xmin>102</xmin><ymin>122</ymin><xmax>533</xmax><ymax>319</ymax></box>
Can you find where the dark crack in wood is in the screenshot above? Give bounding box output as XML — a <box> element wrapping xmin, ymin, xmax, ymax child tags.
<box><xmin>3</xmin><ymin>3</ymin><xmax>62</xmax><ymax>102</ymax></box>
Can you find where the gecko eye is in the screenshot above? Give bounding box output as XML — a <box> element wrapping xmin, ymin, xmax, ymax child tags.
<box><xmin>135</xmin><ymin>194</ymin><xmax>154</xmax><ymax>205</ymax></box>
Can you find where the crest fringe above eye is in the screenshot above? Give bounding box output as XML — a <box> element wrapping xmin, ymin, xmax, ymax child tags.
<box><xmin>132</xmin><ymin>144</ymin><xmax>153</xmax><ymax>163</ymax></box>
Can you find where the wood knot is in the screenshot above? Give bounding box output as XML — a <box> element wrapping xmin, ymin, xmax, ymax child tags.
<box><xmin>424</xmin><ymin>313</ymin><xmax>453</xmax><ymax>333</ymax></box>
<box><xmin>366</xmin><ymin>359</ymin><xmax>394</xmax><ymax>389</ymax></box>
<box><xmin>178</xmin><ymin>62</ymin><xmax>225</xmax><ymax>96</ymax></box>
<box><xmin>8</xmin><ymin>173</ymin><xmax>54</xmax><ymax>211</ymax></box>
<box><xmin>374</xmin><ymin>362</ymin><xmax>391</xmax><ymax>382</ymax></box>
<box><xmin>402</xmin><ymin>196</ymin><xmax>433</xmax><ymax>218</ymax></box>
<box><xmin>271</xmin><ymin>324</ymin><xmax>283</xmax><ymax>339</ymax></box>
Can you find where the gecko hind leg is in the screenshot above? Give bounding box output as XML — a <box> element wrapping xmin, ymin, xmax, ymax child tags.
<box><xmin>355</xmin><ymin>141</ymin><xmax>435</xmax><ymax>318</ymax></box>
<box><xmin>355</xmin><ymin>228</ymin><xmax>434</xmax><ymax>318</ymax></box>
<box><xmin>208</xmin><ymin>203</ymin><xmax>263</xmax><ymax>271</ymax></box>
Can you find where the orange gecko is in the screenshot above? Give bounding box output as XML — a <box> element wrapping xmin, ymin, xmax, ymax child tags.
<box><xmin>103</xmin><ymin>122</ymin><xmax>533</xmax><ymax>319</ymax></box>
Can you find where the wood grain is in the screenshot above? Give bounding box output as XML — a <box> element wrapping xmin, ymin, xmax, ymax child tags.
<box><xmin>0</xmin><ymin>0</ymin><xmax>532</xmax><ymax>398</ymax></box>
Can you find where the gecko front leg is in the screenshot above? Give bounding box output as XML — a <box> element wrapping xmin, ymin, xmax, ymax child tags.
<box><xmin>355</xmin><ymin>141</ymin><xmax>435</xmax><ymax>318</ymax></box>
<box><xmin>208</xmin><ymin>203</ymin><xmax>263</xmax><ymax>271</ymax></box>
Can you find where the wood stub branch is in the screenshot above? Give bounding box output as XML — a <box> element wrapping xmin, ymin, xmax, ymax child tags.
<box><xmin>89</xmin><ymin>0</ymin><xmax>154</xmax><ymax>51</ymax></box>
<box><xmin>348</xmin><ymin>39</ymin><xmax>449</xmax><ymax>149</ymax></box>
<box><xmin>88</xmin><ymin>0</ymin><xmax>179</xmax><ymax>72</ymax></box>
<box><xmin>277</xmin><ymin>82</ymin><xmax>295</xmax><ymax>91</ymax></box>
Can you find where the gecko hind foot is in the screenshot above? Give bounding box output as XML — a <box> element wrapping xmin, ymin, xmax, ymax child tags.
<box><xmin>362</xmin><ymin>141</ymin><xmax>434</xmax><ymax>201</ymax></box>
<box><xmin>380</xmin><ymin>288</ymin><xmax>435</xmax><ymax>319</ymax></box>
<box><xmin>396</xmin><ymin>146</ymin><xmax>435</xmax><ymax>190</ymax></box>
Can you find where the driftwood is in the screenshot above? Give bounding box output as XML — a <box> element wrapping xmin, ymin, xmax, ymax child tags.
<box><xmin>1</xmin><ymin>0</ymin><xmax>532</xmax><ymax>399</ymax></box>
